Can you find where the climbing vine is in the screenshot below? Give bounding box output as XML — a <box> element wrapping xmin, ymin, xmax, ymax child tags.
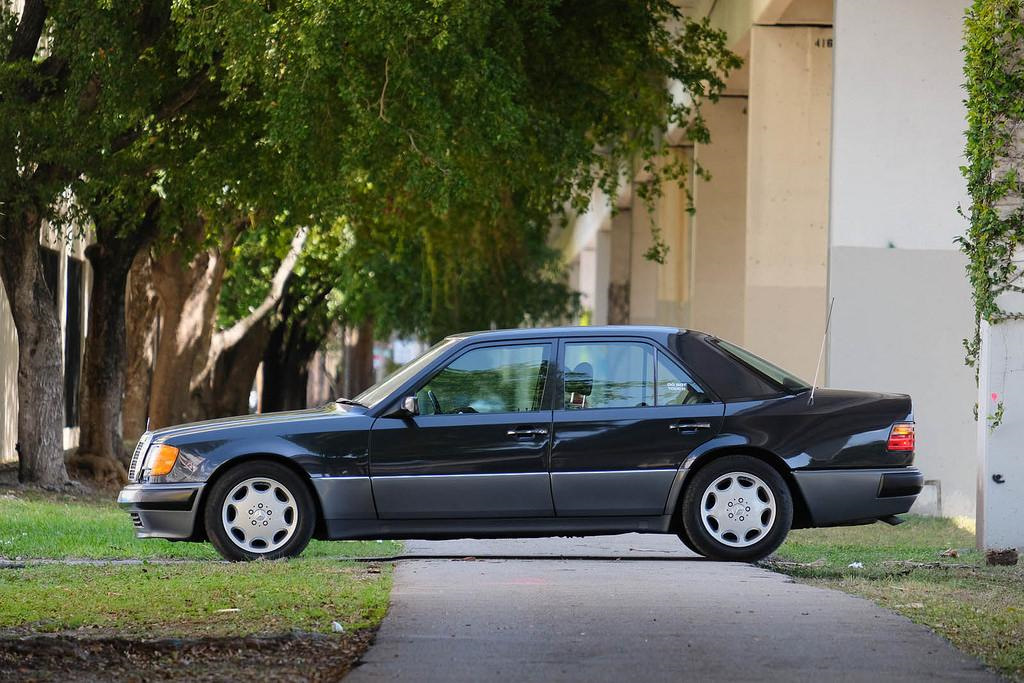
<box><xmin>959</xmin><ymin>0</ymin><xmax>1024</xmax><ymax>372</ymax></box>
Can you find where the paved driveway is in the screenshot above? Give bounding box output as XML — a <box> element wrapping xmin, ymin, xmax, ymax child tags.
<box><xmin>348</xmin><ymin>535</ymin><xmax>997</xmax><ymax>682</ymax></box>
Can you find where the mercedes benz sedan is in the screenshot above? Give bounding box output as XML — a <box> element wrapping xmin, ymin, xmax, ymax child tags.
<box><xmin>118</xmin><ymin>326</ymin><xmax>922</xmax><ymax>562</ymax></box>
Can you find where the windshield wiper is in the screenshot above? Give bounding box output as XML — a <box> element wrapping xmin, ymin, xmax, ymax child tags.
<box><xmin>335</xmin><ymin>398</ymin><xmax>367</xmax><ymax>408</ymax></box>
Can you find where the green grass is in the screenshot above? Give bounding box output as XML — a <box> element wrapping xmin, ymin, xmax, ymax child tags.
<box><xmin>0</xmin><ymin>493</ymin><xmax>401</xmax><ymax>560</ymax></box>
<box><xmin>0</xmin><ymin>559</ymin><xmax>392</xmax><ymax>637</ymax></box>
<box><xmin>771</xmin><ymin>516</ymin><xmax>1024</xmax><ymax>680</ymax></box>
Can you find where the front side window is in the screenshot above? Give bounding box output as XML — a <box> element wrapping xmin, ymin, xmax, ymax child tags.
<box><xmin>563</xmin><ymin>342</ymin><xmax>655</xmax><ymax>409</ymax></box>
<box><xmin>417</xmin><ymin>344</ymin><xmax>550</xmax><ymax>415</ymax></box>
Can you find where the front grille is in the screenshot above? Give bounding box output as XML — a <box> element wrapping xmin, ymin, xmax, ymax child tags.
<box><xmin>127</xmin><ymin>433</ymin><xmax>151</xmax><ymax>481</ymax></box>
<box><xmin>130</xmin><ymin>512</ymin><xmax>144</xmax><ymax>528</ymax></box>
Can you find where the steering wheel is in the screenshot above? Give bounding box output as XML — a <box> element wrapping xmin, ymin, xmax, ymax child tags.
<box><xmin>426</xmin><ymin>389</ymin><xmax>442</xmax><ymax>415</ymax></box>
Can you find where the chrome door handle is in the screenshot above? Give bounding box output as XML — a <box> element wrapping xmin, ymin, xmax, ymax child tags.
<box><xmin>669</xmin><ymin>422</ymin><xmax>712</xmax><ymax>432</ymax></box>
<box><xmin>507</xmin><ymin>427</ymin><xmax>548</xmax><ymax>437</ymax></box>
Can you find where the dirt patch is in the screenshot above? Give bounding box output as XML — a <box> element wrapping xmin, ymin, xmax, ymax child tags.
<box><xmin>0</xmin><ymin>630</ymin><xmax>375</xmax><ymax>682</ymax></box>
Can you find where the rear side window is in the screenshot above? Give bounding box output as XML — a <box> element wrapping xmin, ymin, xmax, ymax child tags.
<box><xmin>714</xmin><ymin>339</ymin><xmax>810</xmax><ymax>393</ymax></box>
<box><xmin>672</xmin><ymin>332</ymin><xmax>783</xmax><ymax>401</ymax></box>
<box><xmin>657</xmin><ymin>354</ymin><xmax>711</xmax><ymax>405</ymax></box>
<box><xmin>563</xmin><ymin>342</ymin><xmax>654</xmax><ymax>409</ymax></box>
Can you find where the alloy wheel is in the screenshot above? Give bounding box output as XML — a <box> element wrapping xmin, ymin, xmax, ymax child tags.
<box><xmin>699</xmin><ymin>471</ymin><xmax>776</xmax><ymax>548</ymax></box>
<box><xmin>221</xmin><ymin>477</ymin><xmax>299</xmax><ymax>554</ymax></box>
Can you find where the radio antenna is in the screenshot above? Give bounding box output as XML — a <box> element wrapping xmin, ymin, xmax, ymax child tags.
<box><xmin>809</xmin><ymin>297</ymin><xmax>835</xmax><ymax>405</ymax></box>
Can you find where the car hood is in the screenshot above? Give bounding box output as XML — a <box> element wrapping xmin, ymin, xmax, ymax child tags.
<box><xmin>148</xmin><ymin>404</ymin><xmax>361</xmax><ymax>443</ymax></box>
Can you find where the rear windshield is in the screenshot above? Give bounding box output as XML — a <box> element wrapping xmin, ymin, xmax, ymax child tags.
<box><xmin>713</xmin><ymin>339</ymin><xmax>810</xmax><ymax>393</ymax></box>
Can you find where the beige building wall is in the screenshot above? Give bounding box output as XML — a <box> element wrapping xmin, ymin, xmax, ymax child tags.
<box><xmin>743</xmin><ymin>24</ymin><xmax>832</xmax><ymax>380</ymax></box>
<box><xmin>691</xmin><ymin>96</ymin><xmax>748</xmax><ymax>344</ymax></box>
<box><xmin>0</xmin><ymin>289</ymin><xmax>18</xmax><ymax>463</ymax></box>
<box><xmin>0</xmin><ymin>225</ymin><xmax>91</xmax><ymax>465</ymax></box>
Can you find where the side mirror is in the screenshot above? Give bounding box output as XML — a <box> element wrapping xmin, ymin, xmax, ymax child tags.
<box><xmin>398</xmin><ymin>395</ymin><xmax>419</xmax><ymax>417</ymax></box>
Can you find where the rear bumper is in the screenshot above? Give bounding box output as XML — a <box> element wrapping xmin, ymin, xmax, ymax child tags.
<box><xmin>117</xmin><ymin>483</ymin><xmax>205</xmax><ymax>540</ymax></box>
<box><xmin>792</xmin><ymin>467</ymin><xmax>923</xmax><ymax>527</ymax></box>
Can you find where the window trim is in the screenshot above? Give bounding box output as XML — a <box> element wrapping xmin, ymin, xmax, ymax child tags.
<box><xmin>410</xmin><ymin>340</ymin><xmax>555</xmax><ymax>417</ymax></box>
<box><xmin>555</xmin><ymin>337</ymin><xmax>719</xmax><ymax>412</ymax></box>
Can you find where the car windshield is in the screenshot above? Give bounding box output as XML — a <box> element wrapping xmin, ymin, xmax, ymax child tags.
<box><xmin>714</xmin><ymin>339</ymin><xmax>811</xmax><ymax>393</ymax></box>
<box><xmin>353</xmin><ymin>337</ymin><xmax>460</xmax><ymax>408</ymax></box>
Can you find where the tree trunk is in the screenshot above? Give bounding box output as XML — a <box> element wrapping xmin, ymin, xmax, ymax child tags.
<box><xmin>192</xmin><ymin>316</ymin><xmax>271</xmax><ymax>419</ymax></box>
<box><xmin>0</xmin><ymin>206</ymin><xmax>69</xmax><ymax>487</ymax></box>
<box><xmin>342</xmin><ymin>320</ymin><xmax>375</xmax><ymax>398</ymax></box>
<box><xmin>148</xmin><ymin>228</ymin><xmax>230</xmax><ymax>429</ymax></box>
<box><xmin>123</xmin><ymin>251</ymin><xmax>158</xmax><ymax>441</ymax></box>
<box><xmin>75</xmin><ymin>201</ymin><xmax>160</xmax><ymax>479</ymax></box>
<box><xmin>261</xmin><ymin>301</ymin><xmax>321</xmax><ymax>413</ymax></box>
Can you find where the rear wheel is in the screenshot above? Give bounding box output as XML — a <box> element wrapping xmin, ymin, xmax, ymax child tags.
<box><xmin>204</xmin><ymin>461</ymin><xmax>315</xmax><ymax>562</ymax></box>
<box><xmin>681</xmin><ymin>455</ymin><xmax>792</xmax><ymax>562</ymax></box>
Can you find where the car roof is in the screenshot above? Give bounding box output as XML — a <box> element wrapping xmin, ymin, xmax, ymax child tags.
<box><xmin>446</xmin><ymin>325</ymin><xmax>687</xmax><ymax>342</ymax></box>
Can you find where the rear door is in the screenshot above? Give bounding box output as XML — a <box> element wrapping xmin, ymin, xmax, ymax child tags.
<box><xmin>369</xmin><ymin>340</ymin><xmax>555</xmax><ymax>519</ymax></box>
<box><xmin>550</xmin><ymin>337</ymin><xmax>725</xmax><ymax>516</ymax></box>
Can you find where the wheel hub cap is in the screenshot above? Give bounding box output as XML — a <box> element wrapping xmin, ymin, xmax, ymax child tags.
<box><xmin>699</xmin><ymin>471</ymin><xmax>776</xmax><ymax>548</ymax></box>
<box><xmin>222</xmin><ymin>477</ymin><xmax>298</xmax><ymax>554</ymax></box>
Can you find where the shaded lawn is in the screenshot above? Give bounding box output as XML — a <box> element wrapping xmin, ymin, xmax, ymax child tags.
<box><xmin>0</xmin><ymin>489</ymin><xmax>399</xmax><ymax>680</ymax></box>
<box><xmin>0</xmin><ymin>559</ymin><xmax>391</xmax><ymax>637</ymax></box>
<box><xmin>0</xmin><ymin>492</ymin><xmax>400</xmax><ymax>560</ymax></box>
<box><xmin>771</xmin><ymin>516</ymin><xmax>1024</xmax><ymax>679</ymax></box>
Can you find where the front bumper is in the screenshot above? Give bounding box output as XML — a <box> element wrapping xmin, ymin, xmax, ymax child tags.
<box><xmin>792</xmin><ymin>467</ymin><xmax>923</xmax><ymax>527</ymax></box>
<box><xmin>117</xmin><ymin>483</ymin><xmax>205</xmax><ymax>540</ymax></box>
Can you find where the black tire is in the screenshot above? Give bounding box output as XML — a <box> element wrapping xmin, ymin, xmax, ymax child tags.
<box><xmin>203</xmin><ymin>460</ymin><xmax>316</xmax><ymax>562</ymax></box>
<box><xmin>680</xmin><ymin>455</ymin><xmax>793</xmax><ymax>562</ymax></box>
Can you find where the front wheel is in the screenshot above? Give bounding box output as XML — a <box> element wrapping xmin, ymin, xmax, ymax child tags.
<box><xmin>203</xmin><ymin>461</ymin><xmax>315</xmax><ymax>562</ymax></box>
<box><xmin>681</xmin><ymin>455</ymin><xmax>793</xmax><ymax>562</ymax></box>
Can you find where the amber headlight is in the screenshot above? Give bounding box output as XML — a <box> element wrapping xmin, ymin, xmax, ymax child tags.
<box><xmin>149</xmin><ymin>445</ymin><xmax>180</xmax><ymax>477</ymax></box>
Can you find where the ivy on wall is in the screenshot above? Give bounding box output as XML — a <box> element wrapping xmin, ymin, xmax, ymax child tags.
<box><xmin>959</xmin><ymin>0</ymin><xmax>1024</xmax><ymax>375</ymax></box>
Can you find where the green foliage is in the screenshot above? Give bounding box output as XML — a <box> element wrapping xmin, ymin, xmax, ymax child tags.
<box><xmin>960</xmin><ymin>0</ymin><xmax>1024</xmax><ymax>366</ymax></box>
<box><xmin>4</xmin><ymin>0</ymin><xmax>739</xmax><ymax>356</ymax></box>
<box><xmin>211</xmin><ymin>1</ymin><xmax>740</xmax><ymax>342</ymax></box>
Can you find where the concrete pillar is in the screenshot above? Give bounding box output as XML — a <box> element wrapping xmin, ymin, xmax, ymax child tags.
<box><xmin>629</xmin><ymin>191</ymin><xmax>659</xmax><ymax>325</ymax></box>
<box><xmin>628</xmin><ymin>149</ymin><xmax>694</xmax><ymax>327</ymax></box>
<box><xmin>654</xmin><ymin>147</ymin><xmax>693</xmax><ymax>328</ymax></box>
<box><xmin>608</xmin><ymin>209</ymin><xmax>632</xmax><ymax>325</ymax></box>
<box><xmin>977</xmin><ymin>317</ymin><xmax>1024</xmax><ymax>550</ymax></box>
<box><xmin>827</xmin><ymin>0</ymin><xmax>974</xmax><ymax>518</ymax></box>
<box><xmin>692</xmin><ymin>96</ymin><xmax>748</xmax><ymax>343</ymax></box>
<box><xmin>577</xmin><ymin>243</ymin><xmax>597</xmax><ymax>323</ymax></box>
<box><xmin>744</xmin><ymin>24</ymin><xmax>832</xmax><ymax>379</ymax></box>
<box><xmin>592</xmin><ymin>227</ymin><xmax>611</xmax><ymax>326</ymax></box>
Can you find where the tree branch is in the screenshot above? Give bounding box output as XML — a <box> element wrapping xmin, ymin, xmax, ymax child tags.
<box><xmin>219</xmin><ymin>226</ymin><xmax>308</xmax><ymax>351</ymax></box>
<box><xmin>190</xmin><ymin>226</ymin><xmax>308</xmax><ymax>393</ymax></box>
<box><xmin>108</xmin><ymin>67</ymin><xmax>212</xmax><ymax>155</ymax></box>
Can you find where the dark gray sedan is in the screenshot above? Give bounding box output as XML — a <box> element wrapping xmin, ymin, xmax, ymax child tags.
<box><xmin>119</xmin><ymin>326</ymin><xmax>922</xmax><ymax>562</ymax></box>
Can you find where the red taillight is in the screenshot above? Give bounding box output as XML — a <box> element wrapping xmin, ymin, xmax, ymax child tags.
<box><xmin>887</xmin><ymin>423</ymin><xmax>915</xmax><ymax>452</ymax></box>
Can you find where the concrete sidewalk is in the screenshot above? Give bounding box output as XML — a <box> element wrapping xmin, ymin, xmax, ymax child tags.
<box><xmin>348</xmin><ymin>534</ymin><xmax>997</xmax><ymax>682</ymax></box>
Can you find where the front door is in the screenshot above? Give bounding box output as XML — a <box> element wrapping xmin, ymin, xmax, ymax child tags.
<box><xmin>550</xmin><ymin>338</ymin><xmax>725</xmax><ymax>516</ymax></box>
<box><xmin>370</xmin><ymin>341</ymin><xmax>555</xmax><ymax>519</ymax></box>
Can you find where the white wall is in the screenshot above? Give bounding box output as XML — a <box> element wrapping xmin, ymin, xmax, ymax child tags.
<box><xmin>828</xmin><ymin>0</ymin><xmax>975</xmax><ymax>517</ymax></box>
